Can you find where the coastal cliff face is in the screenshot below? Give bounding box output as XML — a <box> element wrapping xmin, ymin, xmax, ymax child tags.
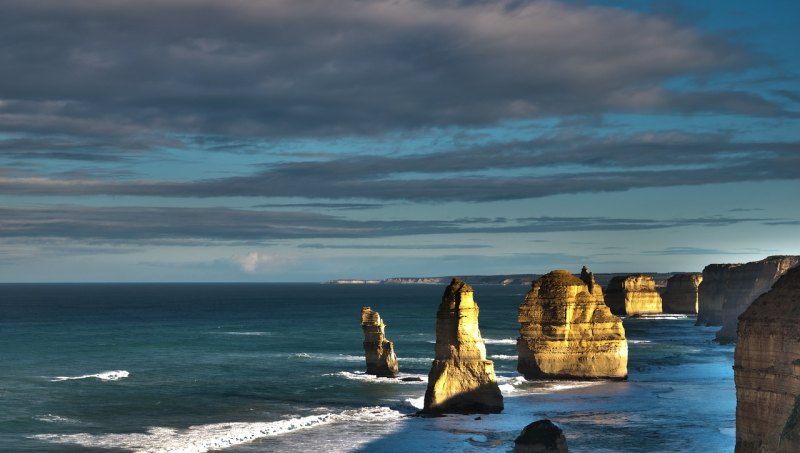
<box><xmin>360</xmin><ymin>307</ymin><xmax>399</xmax><ymax>378</ymax></box>
<box><xmin>422</xmin><ymin>278</ymin><xmax>503</xmax><ymax>414</ymax></box>
<box><xmin>517</xmin><ymin>268</ymin><xmax>627</xmax><ymax>380</ymax></box>
<box><xmin>604</xmin><ymin>275</ymin><xmax>663</xmax><ymax>316</ymax></box>
<box><xmin>662</xmin><ymin>273</ymin><xmax>703</xmax><ymax>314</ymax></box>
<box><xmin>734</xmin><ymin>266</ymin><xmax>800</xmax><ymax>453</ymax></box>
<box><xmin>714</xmin><ymin>256</ymin><xmax>800</xmax><ymax>343</ymax></box>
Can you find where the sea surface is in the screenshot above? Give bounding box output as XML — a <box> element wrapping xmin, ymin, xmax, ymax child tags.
<box><xmin>0</xmin><ymin>283</ymin><xmax>736</xmax><ymax>452</ymax></box>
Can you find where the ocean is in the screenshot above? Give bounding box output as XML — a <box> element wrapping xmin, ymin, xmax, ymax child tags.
<box><xmin>0</xmin><ymin>283</ymin><xmax>735</xmax><ymax>452</ymax></box>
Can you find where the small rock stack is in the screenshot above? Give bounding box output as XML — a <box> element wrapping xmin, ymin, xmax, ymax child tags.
<box><xmin>360</xmin><ymin>307</ymin><xmax>399</xmax><ymax>378</ymax></box>
<box><xmin>604</xmin><ymin>274</ymin><xmax>662</xmax><ymax>316</ymax></box>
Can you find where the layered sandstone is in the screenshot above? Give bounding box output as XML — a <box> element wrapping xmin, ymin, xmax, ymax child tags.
<box><xmin>422</xmin><ymin>278</ymin><xmax>503</xmax><ymax>414</ymax></box>
<box><xmin>514</xmin><ymin>419</ymin><xmax>568</xmax><ymax>453</ymax></box>
<box><xmin>360</xmin><ymin>307</ymin><xmax>399</xmax><ymax>378</ymax></box>
<box><xmin>734</xmin><ymin>265</ymin><xmax>800</xmax><ymax>452</ymax></box>
<box><xmin>708</xmin><ymin>256</ymin><xmax>800</xmax><ymax>343</ymax></box>
<box><xmin>662</xmin><ymin>273</ymin><xmax>703</xmax><ymax>314</ymax></box>
<box><xmin>604</xmin><ymin>275</ymin><xmax>662</xmax><ymax>316</ymax></box>
<box><xmin>517</xmin><ymin>268</ymin><xmax>627</xmax><ymax>380</ymax></box>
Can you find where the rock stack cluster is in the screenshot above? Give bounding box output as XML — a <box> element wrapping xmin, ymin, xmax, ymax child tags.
<box><xmin>734</xmin><ymin>265</ymin><xmax>800</xmax><ymax>452</ymax></box>
<box><xmin>662</xmin><ymin>273</ymin><xmax>703</xmax><ymax>314</ymax></box>
<box><xmin>360</xmin><ymin>307</ymin><xmax>399</xmax><ymax>378</ymax></box>
<box><xmin>422</xmin><ymin>278</ymin><xmax>503</xmax><ymax>414</ymax></box>
<box><xmin>699</xmin><ymin>256</ymin><xmax>799</xmax><ymax>344</ymax></box>
<box><xmin>517</xmin><ymin>268</ymin><xmax>627</xmax><ymax>380</ymax></box>
<box><xmin>604</xmin><ymin>275</ymin><xmax>663</xmax><ymax>316</ymax></box>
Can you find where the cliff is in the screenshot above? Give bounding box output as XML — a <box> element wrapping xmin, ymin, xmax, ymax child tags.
<box><xmin>734</xmin><ymin>265</ymin><xmax>800</xmax><ymax>452</ymax></box>
<box><xmin>360</xmin><ymin>307</ymin><xmax>399</xmax><ymax>378</ymax></box>
<box><xmin>604</xmin><ymin>274</ymin><xmax>663</xmax><ymax>316</ymax></box>
<box><xmin>517</xmin><ymin>267</ymin><xmax>627</xmax><ymax>380</ymax></box>
<box><xmin>422</xmin><ymin>278</ymin><xmax>503</xmax><ymax>414</ymax></box>
<box><xmin>714</xmin><ymin>256</ymin><xmax>800</xmax><ymax>343</ymax></box>
<box><xmin>662</xmin><ymin>273</ymin><xmax>703</xmax><ymax>314</ymax></box>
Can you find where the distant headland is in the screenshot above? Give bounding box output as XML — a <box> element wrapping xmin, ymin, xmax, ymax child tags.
<box><xmin>327</xmin><ymin>273</ymin><xmax>679</xmax><ymax>287</ymax></box>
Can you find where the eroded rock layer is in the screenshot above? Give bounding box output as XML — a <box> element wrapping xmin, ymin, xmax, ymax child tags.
<box><xmin>734</xmin><ymin>265</ymin><xmax>800</xmax><ymax>452</ymax></box>
<box><xmin>422</xmin><ymin>278</ymin><xmax>503</xmax><ymax>414</ymax></box>
<box><xmin>604</xmin><ymin>274</ymin><xmax>662</xmax><ymax>316</ymax></box>
<box><xmin>517</xmin><ymin>268</ymin><xmax>627</xmax><ymax>380</ymax></box>
<box><xmin>360</xmin><ymin>307</ymin><xmax>399</xmax><ymax>378</ymax></box>
<box><xmin>662</xmin><ymin>273</ymin><xmax>703</xmax><ymax>314</ymax></box>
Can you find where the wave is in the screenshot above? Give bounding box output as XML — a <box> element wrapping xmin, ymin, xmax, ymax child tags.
<box><xmin>628</xmin><ymin>340</ymin><xmax>652</xmax><ymax>344</ymax></box>
<box><xmin>217</xmin><ymin>331</ymin><xmax>272</xmax><ymax>336</ymax></box>
<box><xmin>496</xmin><ymin>375</ymin><xmax>605</xmax><ymax>395</ymax></box>
<box><xmin>50</xmin><ymin>370</ymin><xmax>129</xmax><ymax>382</ymax></box>
<box><xmin>404</xmin><ymin>396</ymin><xmax>424</xmax><ymax>410</ymax></box>
<box><xmin>483</xmin><ymin>338</ymin><xmax>516</xmax><ymax>345</ymax></box>
<box><xmin>397</xmin><ymin>357</ymin><xmax>433</xmax><ymax>364</ymax></box>
<box><xmin>36</xmin><ymin>414</ymin><xmax>81</xmax><ymax>424</ymax></box>
<box><xmin>325</xmin><ymin>371</ymin><xmax>428</xmax><ymax>384</ymax></box>
<box><xmin>489</xmin><ymin>354</ymin><xmax>517</xmax><ymax>361</ymax></box>
<box><xmin>289</xmin><ymin>353</ymin><xmax>364</xmax><ymax>362</ymax></box>
<box><xmin>632</xmin><ymin>314</ymin><xmax>691</xmax><ymax>320</ymax></box>
<box><xmin>33</xmin><ymin>406</ymin><xmax>403</xmax><ymax>453</ymax></box>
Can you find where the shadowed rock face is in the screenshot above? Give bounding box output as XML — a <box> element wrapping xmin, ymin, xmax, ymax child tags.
<box><xmin>703</xmin><ymin>256</ymin><xmax>800</xmax><ymax>343</ymax></box>
<box><xmin>517</xmin><ymin>268</ymin><xmax>627</xmax><ymax>380</ymax></box>
<box><xmin>734</xmin><ymin>266</ymin><xmax>800</xmax><ymax>453</ymax></box>
<box><xmin>514</xmin><ymin>419</ymin><xmax>568</xmax><ymax>453</ymax></box>
<box><xmin>604</xmin><ymin>275</ymin><xmax>662</xmax><ymax>316</ymax></box>
<box><xmin>422</xmin><ymin>278</ymin><xmax>503</xmax><ymax>414</ymax></box>
<box><xmin>662</xmin><ymin>273</ymin><xmax>703</xmax><ymax>314</ymax></box>
<box><xmin>360</xmin><ymin>307</ymin><xmax>399</xmax><ymax>378</ymax></box>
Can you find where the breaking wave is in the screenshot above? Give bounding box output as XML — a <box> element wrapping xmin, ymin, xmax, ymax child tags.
<box><xmin>50</xmin><ymin>370</ymin><xmax>129</xmax><ymax>382</ymax></box>
<box><xmin>325</xmin><ymin>371</ymin><xmax>427</xmax><ymax>384</ymax></box>
<box><xmin>483</xmin><ymin>338</ymin><xmax>516</xmax><ymax>345</ymax></box>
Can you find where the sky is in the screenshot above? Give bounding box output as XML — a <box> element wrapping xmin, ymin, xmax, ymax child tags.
<box><xmin>0</xmin><ymin>0</ymin><xmax>798</xmax><ymax>282</ymax></box>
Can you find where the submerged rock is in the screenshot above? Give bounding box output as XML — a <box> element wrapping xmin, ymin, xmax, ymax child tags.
<box><xmin>514</xmin><ymin>419</ymin><xmax>568</xmax><ymax>453</ymax></box>
<box><xmin>604</xmin><ymin>275</ymin><xmax>662</xmax><ymax>316</ymax></box>
<box><xmin>360</xmin><ymin>307</ymin><xmax>399</xmax><ymax>378</ymax></box>
<box><xmin>697</xmin><ymin>256</ymin><xmax>799</xmax><ymax>343</ymax></box>
<box><xmin>734</xmin><ymin>265</ymin><xmax>800</xmax><ymax>452</ymax></box>
<box><xmin>422</xmin><ymin>278</ymin><xmax>503</xmax><ymax>414</ymax></box>
<box><xmin>662</xmin><ymin>273</ymin><xmax>703</xmax><ymax>314</ymax></box>
<box><xmin>517</xmin><ymin>268</ymin><xmax>627</xmax><ymax>380</ymax></box>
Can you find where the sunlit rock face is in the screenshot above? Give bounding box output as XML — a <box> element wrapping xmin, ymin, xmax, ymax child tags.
<box><xmin>422</xmin><ymin>278</ymin><xmax>503</xmax><ymax>414</ymax></box>
<box><xmin>517</xmin><ymin>268</ymin><xmax>627</xmax><ymax>380</ymax></box>
<box><xmin>604</xmin><ymin>274</ymin><xmax>663</xmax><ymax>316</ymax></box>
<box><xmin>708</xmin><ymin>256</ymin><xmax>800</xmax><ymax>344</ymax></box>
<box><xmin>360</xmin><ymin>307</ymin><xmax>399</xmax><ymax>378</ymax></box>
<box><xmin>662</xmin><ymin>273</ymin><xmax>703</xmax><ymax>314</ymax></box>
<box><xmin>734</xmin><ymin>266</ymin><xmax>800</xmax><ymax>453</ymax></box>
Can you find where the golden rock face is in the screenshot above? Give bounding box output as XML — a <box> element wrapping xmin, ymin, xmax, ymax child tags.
<box><xmin>360</xmin><ymin>307</ymin><xmax>399</xmax><ymax>378</ymax></box>
<box><xmin>422</xmin><ymin>278</ymin><xmax>503</xmax><ymax>414</ymax></box>
<box><xmin>517</xmin><ymin>269</ymin><xmax>627</xmax><ymax>380</ymax></box>
<box><xmin>734</xmin><ymin>266</ymin><xmax>800</xmax><ymax>453</ymax></box>
<box><xmin>604</xmin><ymin>274</ymin><xmax>663</xmax><ymax>316</ymax></box>
<box><xmin>662</xmin><ymin>273</ymin><xmax>703</xmax><ymax>314</ymax></box>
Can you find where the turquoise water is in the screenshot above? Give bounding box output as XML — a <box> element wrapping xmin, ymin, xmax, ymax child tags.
<box><xmin>0</xmin><ymin>283</ymin><xmax>735</xmax><ymax>452</ymax></box>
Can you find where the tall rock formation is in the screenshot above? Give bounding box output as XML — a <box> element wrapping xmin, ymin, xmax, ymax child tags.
<box><xmin>662</xmin><ymin>273</ymin><xmax>703</xmax><ymax>314</ymax></box>
<box><xmin>734</xmin><ymin>265</ymin><xmax>800</xmax><ymax>452</ymax></box>
<box><xmin>715</xmin><ymin>256</ymin><xmax>800</xmax><ymax>343</ymax></box>
<box><xmin>360</xmin><ymin>307</ymin><xmax>399</xmax><ymax>378</ymax></box>
<box><xmin>517</xmin><ymin>268</ymin><xmax>627</xmax><ymax>380</ymax></box>
<box><xmin>604</xmin><ymin>274</ymin><xmax>663</xmax><ymax>316</ymax></box>
<box><xmin>422</xmin><ymin>278</ymin><xmax>503</xmax><ymax>414</ymax></box>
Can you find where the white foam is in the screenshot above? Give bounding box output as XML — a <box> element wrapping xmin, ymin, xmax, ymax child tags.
<box><xmin>219</xmin><ymin>331</ymin><xmax>272</xmax><ymax>336</ymax></box>
<box><xmin>404</xmin><ymin>396</ymin><xmax>425</xmax><ymax>410</ymax></box>
<box><xmin>290</xmin><ymin>353</ymin><xmax>364</xmax><ymax>362</ymax></box>
<box><xmin>628</xmin><ymin>340</ymin><xmax>652</xmax><ymax>344</ymax></box>
<box><xmin>633</xmin><ymin>314</ymin><xmax>690</xmax><ymax>320</ymax></box>
<box><xmin>489</xmin><ymin>354</ymin><xmax>517</xmax><ymax>360</ymax></box>
<box><xmin>33</xmin><ymin>406</ymin><xmax>403</xmax><ymax>453</ymax></box>
<box><xmin>397</xmin><ymin>357</ymin><xmax>433</xmax><ymax>364</ymax></box>
<box><xmin>36</xmin><ymin>414</ymin><xmax>81</xmax><ymax>424</ymax></box>
<box><xmin>483</xmin><ymin>338</ymin><xmax>516</xmax><ymax>345</ymax></box>
<box><xmin>495</xmin><ymin>376</ymin><xmax>605</xmax><ymax>396</ymax></box>
<box><xmin>325</xmin><ymin>371</ymin><xmax>428</xmax><ymax>384</ymax></box>
<box><xmin>50</xmin><ymin>370</ymin><xmax>129</xmax><ymax>382</ymax></box>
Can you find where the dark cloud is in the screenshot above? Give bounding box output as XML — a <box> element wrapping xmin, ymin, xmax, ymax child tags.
<box><xmin>641</xmin><ymin>246</ymin><xmax>780</xmax><ymax>256</ymax></box>
<box><xmin>296</xmin><ymin>243</ymin><xmax>491</xmax><ymax>250</ymax></box>
<box><xmin>254</xmin><ymin>202</ymin><xmax>384</xmax><ymax>210</ymax></box>
<box><xmin>0</xmin><ymin>205</ymin><xmax>785</xmax><ymax>243</ymax></box>
<box><xmin>1</xmin><ymin>133</ymin><xmax>797</xmax><ymax>201</ymax></box>
<box><xmin>0</xmin><ymin>0</ymin><xmax>782</xmax><ymax>150</ymax></box>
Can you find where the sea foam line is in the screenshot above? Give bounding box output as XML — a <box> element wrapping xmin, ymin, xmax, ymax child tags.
<box><xmin>50</xmin><ymin>370</ymin><xmax>129</xmax><ymax>382</ymax></box>
<box><xmin>325</xmin><ymin>371</ymin><xmax>428</xmax><ymax>384</ymax></box>
<box><xmin>483</xmin><ymin>338</ymin><xmax>516</xmax><ymax>345</ymax></box>
<box><xmin>33</xmin><ymin>406</ymin><xmax>403</xmax><ymax>453</ymax></box>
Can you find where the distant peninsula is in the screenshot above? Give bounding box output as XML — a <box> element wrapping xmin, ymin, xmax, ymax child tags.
<box><xmin>327</xmin><ymin>272</ymin><xmax>681</xmax><ymax>288</ymax></box>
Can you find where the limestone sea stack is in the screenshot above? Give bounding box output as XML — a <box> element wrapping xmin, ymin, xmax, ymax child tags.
<box><xmin>707</xmin><ymin>256</ymin><xmax>800</xmax><ymax>344</ymax></box>
<box><xmin>734</xmin><ymin>265</ymin><xmax>800</xmax><ymax>452</ymax></box>
<box><xmin>422</xmin><ymin>278</ymin><xmax>503</xmax><ymax>414</ymax></box>
<box><xmin>604</xmin><ymin>275</ymin><xmax>663</xmax><ymax>316</ymax></box>
<box><xmin>662</xmin><ymin>273</ymin><xmax>703</xmax><ymax>314</ymax></box>
<box><xmin>517</xmin><ymin>268</ymin><xmax>627</xmax><ymax>380</ymax></box>
<box><xmin>360</xmin><ymin>307</ymin><xmax>399</xmax><ymax>378</ymax></box>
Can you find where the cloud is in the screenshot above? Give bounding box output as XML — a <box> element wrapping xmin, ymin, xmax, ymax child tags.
<box><xmin>0</xmin><ymin>0</ymin><xmax>782</xmax><ymax>150</ymax></box>
<box><xmin>296</xmin><ymin>243</ymin><xmax>491</xmax><ymax>250</ymax></box>
<box><xmin>641</xmin><ymin>246</ymin><xmax>779</xmax><ymax>256</ymax></box>
<box><xmin>237</xmin><ymin>251</ymin><xmax>270</xmax><ymax>273</ymax></box>
<box><xmin>0</xmin><ymin>205</ymin><xmax>787</xmax><ymax>243</ymax></box>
